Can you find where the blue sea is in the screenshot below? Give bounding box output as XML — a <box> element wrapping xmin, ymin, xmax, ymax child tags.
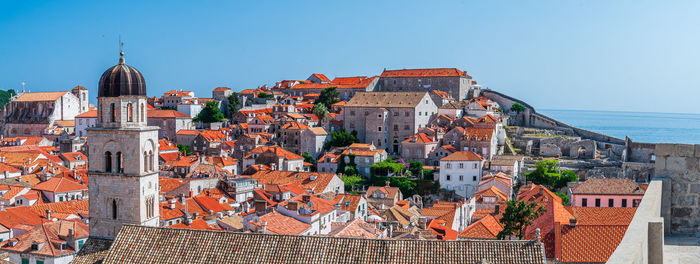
<box><xmin>537</xmin><ymin>109</ymin><xmax>700</xmax><ymax>144</ymax></box>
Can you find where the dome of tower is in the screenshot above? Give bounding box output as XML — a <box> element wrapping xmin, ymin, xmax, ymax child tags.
<box><xmin>98</xmin><ymin>51</ymin><xmax>146</xmax><ymax>97</ymax></box>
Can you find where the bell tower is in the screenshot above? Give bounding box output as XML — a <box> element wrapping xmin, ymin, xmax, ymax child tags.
<box><xmin>87</xmin><ymin>49</ymin><xmax>159</xmax><ymax>240</ymax></box>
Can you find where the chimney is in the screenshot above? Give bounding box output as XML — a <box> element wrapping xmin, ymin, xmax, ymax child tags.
<box><xmin>46</xmin><ymin>209</ymin><xmax>52</xmax><ymax>220</ymax></box>
<box><xmin>414</xmin><ymin>230</ymin><xmax>421</xmax><ymax>240</ymax></box>
<box><xmin>254</xmin><ymin>200</ymin><xmax>267</xmax><ymax>215</ymax></box>
<box><xmin>569</xmin><ymin>218</ymin><xmax>577</xmax><ymax>228</ymax></box>
<box><xmin>185</xmin><ymin>213</ymin><xmax>193</xmax><ymax>225</ymax></box>
<box><xmin>302</xmin><ymin>194</ymin><xmax>311</xmax><ymax>203</ymax></box>
<box><xmin>385</xmin><ymin>181</ymin><xmax>390</xmax><ymax>187</ymax></box>
<box><xmin>68</xmin><ymin>228</ymin><xmax>74</xmax><ymax>239</ymax></box>
<box><xmin>260</xmin><ymin>221</ymin><xmax>268</xmax><ymax>233</ymax></box>
<box><xmin>288</xmin><ymin>201</ymin><xmax>298</xmax><ymax>211</ymax></box>
<box><xmin>0</xmin><ymin>201</ymin><xmax>5</xmax><ymax>211</ymax></box>
<box><xmin>179</xmin><ymin>194</ymin><xmax>186</xmax><ymax>204</ymax></box>
<box><xmin>418</xmin><ymin>216</ymin><xmax>428</xmax><ymax>229</ymax></box>
<box><xmin>494</xmin><ymin>204</ymin><xmax>500</xmax><ymax>215</ymax></box>
<box><xmin>193</xmin><ymin>212</ymin><xmax>199</xmax><ymax>220</ymax></box>
<box><xmin>169</xmin><ymin>199</ymin><xmax>176</xmax><ymax>210</ymax></box>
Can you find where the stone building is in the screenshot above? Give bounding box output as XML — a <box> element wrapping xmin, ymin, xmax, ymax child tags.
<box><xmin>401</xmin><ymin>133</ymin><xmax>438</xmax><ymax>164</ymax></box>
<box><xmin>378</xmin><ymin>68</ymin><xmax>473</xmax><ymax>100</ymax></box>
<box><xmin>2</xmin><ymin>87</ymin><xmax>88</xmax><ymax>137</ymax></box>
<box><xmin>212</xmin><ymin>87</ymin><xmax>233</xmax><ymax>114</ymax></box>
<box><xmin>300</xmin><ymin>127</ymin><xmax>328</xmax><ymax>158</ymax></box>
<box><xmin>343</xmin><ymin>92</ymin><xmax>437</xmax><ymax>155</ymax></box>
<box><xmin>86</xmin><ymin>51</ymin><xmax>160</xmax><ymax>240</ymax></box>
<box><xmin>147</xmin><ymin>109</ymin><xmax>194</xmax><ymax>139</ymax></box>
<box><xmin>161</xmin><ymin>90</ymin><xmax>195</xmax><ymax>108</ymax></box>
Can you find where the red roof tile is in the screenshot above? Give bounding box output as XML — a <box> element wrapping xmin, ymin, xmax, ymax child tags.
<box><xmin>381</xmin><ymin>68</ymin><xmax>470</xmax><ymax>78</ymax></box>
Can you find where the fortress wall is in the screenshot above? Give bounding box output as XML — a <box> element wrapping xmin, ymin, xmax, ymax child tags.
<box><xmin>654</xmin><ymin>143</ymin><xmax>700</xmax><ymax>233</ymax></box>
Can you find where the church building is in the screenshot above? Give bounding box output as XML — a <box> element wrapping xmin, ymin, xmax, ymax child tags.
<box><xmin>86</xmin><ymin>49</ymin><xmax>160</xmax><ymax>240</ymax></box>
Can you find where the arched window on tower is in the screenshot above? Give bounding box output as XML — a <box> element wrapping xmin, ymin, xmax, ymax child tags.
<box><xmin>141</xmin><ymin>103</ymin><xmax>145</xmax><ymax>122</ymax></box>
<box><xmin>116</xmin><ymin>152</ymin><xmax>123</xmax><ymax>173</ymax></box>
<box><xmin>110</xmin><ymin>103</ymin><xmax>116</xmax><ymax>122</ymax></box>
<box><xmin>148</xmin><ymin>150</ymin><xmax>154</xmax><ymax>171</ymax></box>
<box><xmin>112</xmin><ymin>200</ymin><xmax>118</xmax><ymax>219</ymax></box>
<box><xmin>127</xmin><ymin>103</ymin><xmax>133</xmax><ymax>122</ymax></box>
<box><xmin>143</xmin><ymin>151</ymin><xmax>148</xmax><ymax>172</ymax></box>
<box><xmin>105</xmin><ymin>151</ymin><xmax>112</xmax><ymax>172</ymax></box>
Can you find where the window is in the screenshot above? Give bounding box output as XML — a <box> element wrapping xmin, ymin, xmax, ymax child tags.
<box><xmin>459</xmin><ymin>163</ymin><xmax>464</xmax><ymax>169</ymax></box>
<box><xmin>59</xmin><ymin>196</ymin><xmax>64</xmax><ymax>202</ymax></box>
<box><xmin>116</xmin><ymin>152</ymin><xmax>123</xmax><ymax>173</ymax></box>
<box><xmin>141</xmin><ymin>103</ymin><xmax>145</xmax><ymax>122</ymax></box>
<box><xmin>622</xmin><ymin>199</ymin><xmax>627</xmax><ymax>208</ymax></box>
<box><xmin>393</xmin><ymin>112</ymin><xmax>398</xmax><ymax>116</ymax></box>
<box><xmin>110</xmin><ymin>103</ymin><xmax>116</xmax><ymax>122</ymax></box>
<box><xmin>473</xmin><ymin>163</ymin><xmax>478</xmax><ymax>169</ymax></box>
<box><xmin>144</xmin><ymin>151</ymin><xmax>149</xmax><ymax>172</ymax></box>
<box><xmin>393</xmin><ymin>124</ymin><xmax>398</xmax><ymax>131</ymax></box>
<box><xmin>446</xmin><ymin>163</ymin><xmax>451</xmax><ymax>169</ymax></box>
<box><xmin>473</xmin><ymin>176</ymin><xmax>477</xmax><ymax>181</ymax></box>
<box><xmin>404</xmin><ymin>125</ymin><xmax>410</xmax><ymax>130</ymax></box>
<box><xmin>608</xmin><ymin>199</ymin><xmax>614</xmax><ymax>207</ymax></box>
<box><xmin>112</xmin><ymin>200</ymin><xmax>118</xmax><ymax>219</ymax></box>
<box><xmin>105</xmin><ymin>151</ymin><xmax>112</xmax><ymax>172</ymax></box>
<box><xmin>418</xmin><ymin>112</ymin><xmax>421</xmax><ymax>116</ymax></box>
<box><xmin>350</xmin><ymin>111</ymin><xmax>355</xmax><ymax>116</ymax></box>
<box><xmin>459</xmin><ymin>175</ymin><xmax>463</xmax><ymax>181</ymax></box>
<box><xmin>364</xmin><ymin>111</ymin><xmax>369</xmax><ymax>116</ymax></box>
<box><xmin>446</xmin><ymin>175</ymin><xmax>451</xmax><ymax>181</ymax></box>
<box><xmin>127</xmin><ymin>103</ymin><xmax>134</xmax><ymax>122</ymax></box>
<box><xmin>378</xmin><ymin>114</ymin><xmax>382</xmax><ymax>118</ymax></box>
<box><xmin>582</xmin><ymin>198</ymin><xmax>588</xmax><ymax>207</ymax></box>
<box><xmin>595</xmin><ymin>199</ymin><xmax>601</xmax><ymax>207</ymax></box>
<box><xmin>21</xmin><ymin>259</ymin><xmax>29</xmax><ymax>264</ymax></box>
<box><xmin>405</xmin><ymin>112</ymin><xmax>409</xmax><ymax>117</ymax></box>
<box><xmin>378</xmin><ymin>126</ymin><xmax>382</xmax><ymax>132</ymax></box>
<box><xmin>37</xmin><ymin>260</ymin><xmax>44</xmax><ymax>264</ymax></box>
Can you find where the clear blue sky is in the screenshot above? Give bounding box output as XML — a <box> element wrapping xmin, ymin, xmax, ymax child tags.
<box><xmin>1</xmin><ymin>0</ymin><xmax>699</xmax><ymax>113</ymax></box>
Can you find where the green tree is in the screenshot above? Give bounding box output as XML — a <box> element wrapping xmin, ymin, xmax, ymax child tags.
<box><xmin>227</xmin><ymin>92</ymin><xmax>240</xmax><ymax>118</ymax></box>
<box><xmin>368</xmin><ymin>176</ymin><xmax>418</xmax><ymax>197</ymax></box>
<box><xmin>342</xmin><ymin>175</ymin><xmax>365</xmax><ymax>192</ymax></box>
<box><xmin>324</xmin><ymin>128</ymin><xmax>358</xmax><ymax>149</ymax></box>
<box><xmin>312</xmin><ymin>103</ymin><xmax>328</xmax><ymax>120</ymax></box>
<box><xmin>370</xmin><ymin>160</ymin><xmax>407</xmax><ymax>177</ymax></box>
<box><xmin>176</xmin><ymin>144</ymin><xmax>191</xmax><ymax>156</ymax></box>
<box><xmin>408</xmin><ymin>161</ymin><xmax>424</xmax><ymax>177</ymax></box>
<box><xmin>302</xmin><ymin>152</ymin><xmax>317</xmax><ymax>172</ymax></box>
<box><xmin>337</xmin><ymin>153</ymin><xmax>358</xmax><ymax>176</ymax></box>
<box><xmin>257</xmin><ymin>92</ymin><xmax>272</xmax><ymax>99</ymax></box>
<box><xmin>194</xmin><ymin>101</ymin><xmax>225</xmax><ymax>123</ymax></box>
<box><xmin>497</xmin><ymin>200</ymin><xmax>546</xmax><ymax>240</ymax></box>
<box><xmin>525</xmin><ymin>160</ymin><xmax>578</xmax><ymax>191</ymax></box>
<box><xmin>315</xmin><ymin>87</ymin><xmax>340</xmax><ymax>108</ymax></box>
<box><xmin>510</xmin><ymin>102</ymin><xmax>525</xmax><ymax>114</ymax></box>
<box><xmin>0</xmin><ymin>89</ymin><xmax>17</xmax><ymax>109</ymax></box>
<box><xmin>555</xmin><ymin>192</ymin><xmax>570</xmax><ymax>205</ymax></box>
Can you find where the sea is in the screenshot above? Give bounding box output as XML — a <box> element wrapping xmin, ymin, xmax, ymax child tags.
<box><xmin>537</xmin><ymin>109</ymin><xmax>700</xmax><ymax>144</ymax></box>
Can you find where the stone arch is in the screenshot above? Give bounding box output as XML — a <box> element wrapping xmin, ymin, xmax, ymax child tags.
<box><xmin>105</xmin><ymin>151</ymin><xmax>112</xmax><ymax>172</ymax></box>
<box><xmin>110</xmin><ymin>103</ymin><xmax>116</xmax><ymax>122</ymax></box>
<box><xmin>127</xmin><ymin>103</ymin><xmax>134</xmax><ymax>122</ymax></box>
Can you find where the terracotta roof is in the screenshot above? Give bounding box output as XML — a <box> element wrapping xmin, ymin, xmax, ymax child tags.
<box><xmin>558</xmin><ymin>207</ymin><xmax>637</xmax><ymax>263</ymax></box>
<box><xmin>329</xmin><ymin>218</ymin><xmax>381</xmax><ymax>239</ymax></box>
<box><xmin>32</xmin><ymin>177</ymin><xmax>87</xmax><ymax>193</ymax></box>
<box><xmin>402</xmin><ymin>133</ymin><xmax>435</xmax><ymax>144</ymax></box>
<box><xmin>307</xmin><ymin>127</ymin><xmax>328</xmax><ymax>135</ymax></box>
<box><xmin>148</xmin><ymin>109</ymin><xmax>190</xmax><ymax>118</ymax></box>
<box><xmin>176</xmin><ymin>129</ymin><xmax>200</xmax><ymax>135</ymax></box>
<box><xmin>282</xmin><ymin>121</ymin><xmax>309</xmax><ymax>130</ymax></box>
<box><xmin>381</xmin><ymin>68</ymin><xmax>470</xmax><ymax>78</ymax></box>
<box><xmin>246</xmin><ymin>146</ymin><xmax>303</xmax><ymax>160</ymax></box>
<box><xmin>13</xmin><ymin>92</ymin><xmax>68</xmax><ymax>102</ymax></box>
<box><xmin>54</xmin><ymin>120</ymin><xmax>75</xmax><ymax>127</ymax></box>
<box><xmin>169</xmin><ymin>218</ymin><xmax>217</xmax><ymax>230</ymax></box>
<box><xmin>311</xmin><ymin>73</ymin><xmax>331</xmax><ymax>82</ymax></box>
<box><xmin>245</xmin><ymin>171</ymin><xmax>337</xmax><ymax>194</ymax></box>
<box><xmin>293</xmin><ymin>76</ymin><xmax>376</xmax><ymax>90</ymax></box>
<box><xmin>330</xmin><ymin>76</ymin><xmax>367</xmax><ymax>85</ymax></box>
<box><xmin>345</xmin><ymin>92</ymin><xmax>428</xmax><ymax>108</ymax></box>
<box><xmin>159</xmin><ymin>177</ymin><xmax>185</xmax><ymax>193</ymax></box>
<box><xmin>572</xmin><ymin>178</ymin><xmax>645</xmax><ymax>195</ymax></box>
<box><xmin>0</xmin><ymin>220</ymin><xmax>89</xmax><ymax>257</ymax></box>
<box><xmin>213</xmin><ymin>87</ymin><xmax>231</xmax><ymax>92</ymax></box>
<box><xmin>458</xmin><ymin>214</ymin><xmax>503</xmax><ymax>239</ymax></box>
<box><xmin>366</xmin><ymin>184</ymin><xmax>401</xmax><ymax>199</ymax></box>
<box><xmin>29</xmin><ymin>200</ymin><xmax>89</xmax><ymax>220</ymax></box>
<box><xmin>85</xmin><ymin>224</ymin><xmax>545</xmax><ymax>264</ymax></box>
<box><xmin>199</xmin><ymin>130</ymin><xmax>226</xmax><ymax>142</ymax></box>
<box><xmin>59</xmin><ymin>152</ymin><xmax>87</xmax><ymax>162</ymax></box>
<box><xmin>332</xmin><ymin>194</ymin><xmax>363</xmax><ymax>212</ymax></box>
<box><xmin>256</xmin><ymin>211</ymin><xmax>311</xmax><ymax>235</ymax></box>
<box><xmin>441</xmin><ymin>151</ymin><xmax>484</xmax><ymax>161</ymax></box>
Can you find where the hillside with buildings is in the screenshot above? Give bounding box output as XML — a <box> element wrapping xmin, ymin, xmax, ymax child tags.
<box><xmin>0</xmin><ymin>52</ymin><xmax>689</xmax><ymax>263</ymax></box>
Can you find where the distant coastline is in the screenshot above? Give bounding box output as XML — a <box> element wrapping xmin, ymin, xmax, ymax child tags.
<box><xmin>539</xmin><ymin>109</ymin><xmax>700</xmax><ymax>144</ymax></box>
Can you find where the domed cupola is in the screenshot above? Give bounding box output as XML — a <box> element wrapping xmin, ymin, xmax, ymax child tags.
<box><xmin>98</xmin><ymin>50</ymin><xmax>146</xmax><ymax>97</ymax></box>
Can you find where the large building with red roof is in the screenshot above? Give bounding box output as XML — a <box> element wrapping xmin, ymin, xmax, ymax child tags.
<box><xmin>379</xmin><ymin>68</ymin><xmax>473</xmax><ymax>100</ymax></box>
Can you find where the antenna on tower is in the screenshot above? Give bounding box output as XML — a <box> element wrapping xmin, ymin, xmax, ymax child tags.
<box><xmin>118</xmin><ymin>35</ymin><xmax>125</xmax><ymax>64</ymax></box>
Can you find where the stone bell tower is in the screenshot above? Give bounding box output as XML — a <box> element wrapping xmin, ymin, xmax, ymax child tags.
<box><xmin>87</xmin><ymin>49</ymin><xmax>160</xmax><ymax>240</ymax></box>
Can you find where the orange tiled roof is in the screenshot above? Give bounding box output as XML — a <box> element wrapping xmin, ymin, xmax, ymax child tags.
<box><xmin>14</xmin><ymin>92</ymin><xmax>68</xmax><ymax>102</ymax></box>
<box><xmin>254</xmin><ymin>211</ymin><xmax>310</xmax><ymax>235</ymax></box>
<box><xmin>169</xmin><ymin>218</ymin><xmax>217</xmax><ymax>230</ymax></box>
<box><xmin>332</xmin><ymin>194</ymin><xmax>363</xmax><ymax>212</ymax></box>
<box><xmin>246</xmin><ymin>146</ymin><xmax>303</xmax><ymax>160</ymax></box>
<box><xmin>381</xmin><ymin>68</ymin><xmax>470</xmax><ymax>78</ymax></box>
<box><xmin>177</xmin><ymin>129</ymin><xmax>200</xmax><ymax>135</ymax></box>
<box><xmin>311</xmin><ymin>73</ymin><xmax>331</xmax><ymax>82</ymax></box>
<box><xmin>441</xmin><ymin>151</ymin><xmax>483</xmax><ymax>161</ymax></box>
<box><xmin>148</xmin><ymin>109</ymin><xmax>190</xmax><ymax>118</ymax></box>
<box><xmin>572</xmin><ymin>178</ymin><xmax>645</xmax><ymax>195</ymax></box>
<box><xmin>32</xmin><ymin>177</ymin><xmax>87</xmax><ymax>193</ymax></box>
<box><xmin>0</xmin><ymin>220</ymin><xmax>89</xmax><ymax>257</ymax></box>
<box><xmin>245</xmin><ymin>171</ymin><xmax>336</xmax><ymax>194</ymax></box>
<box><xmin>402</xmin><ymin>133</ymin><xmax>435</xmax><ymax>144</ymax></box>
<box><xmin>281</xmin><ymin>121</ymin><xmax>309</xmax><ymax>130</ymax></box>
<box><xmin>213</xmin><ymin>87</ymin><xmax>231</xmax><ymax>92</ymax></box>
<box><xmin>458</xmin><ymin>214</ymin><xmax>503</xmax><ymax>239</ymax></box>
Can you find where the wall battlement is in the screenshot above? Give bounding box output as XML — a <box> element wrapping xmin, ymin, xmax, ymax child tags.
<box><xmin>654</xmin><ymin>143</ymin><xmax>700</xmax><ymax>233</ymax></box>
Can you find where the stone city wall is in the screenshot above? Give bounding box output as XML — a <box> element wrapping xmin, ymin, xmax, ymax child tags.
<box><xmin>654</xmin><ymin>143</ymin><xmax>700</xmax><ymax>233</ymax></box>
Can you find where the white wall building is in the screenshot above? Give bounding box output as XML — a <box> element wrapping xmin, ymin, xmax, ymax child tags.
<box><xmin>439</xmin><ymin>151</ymin><xmax>485</xmax><ymax>198</ymax></box>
